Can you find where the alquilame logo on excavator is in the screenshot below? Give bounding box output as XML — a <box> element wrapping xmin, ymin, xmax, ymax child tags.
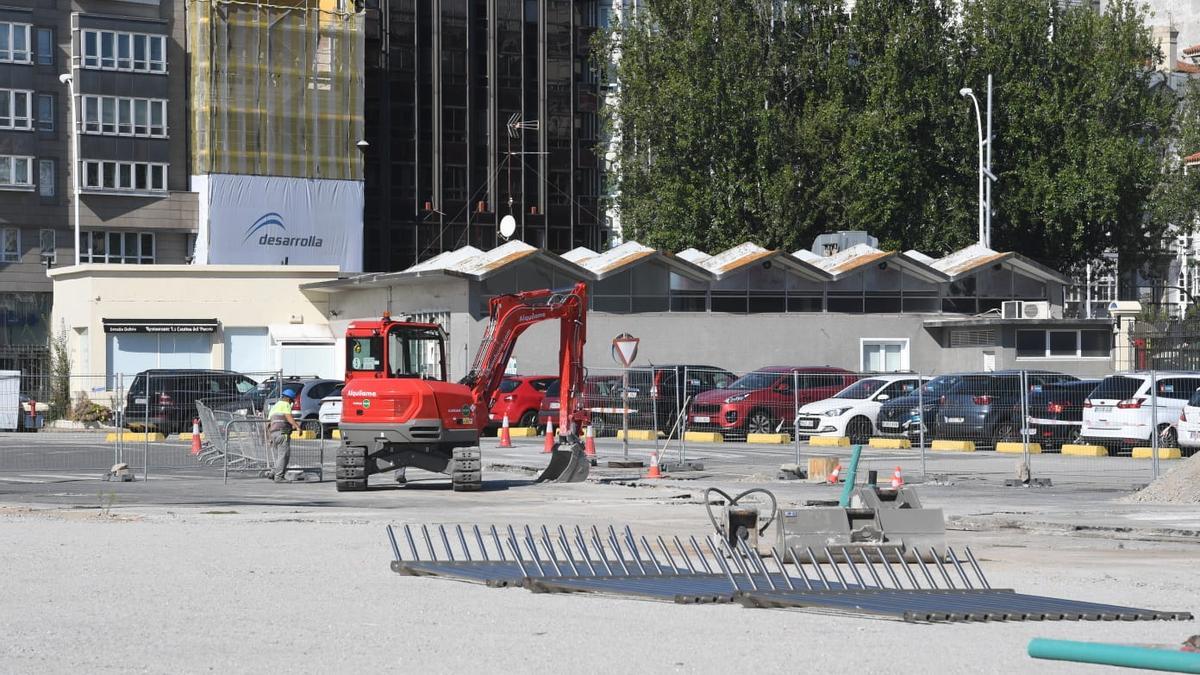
<box><xmin>519</xmin><ymin>312</ymin><xmax>547</xmax><ymax>322</ymax></box>
<box><xmin>344</xmin><ymin>389</ymin><xmax>377</xmax><ymax>398</ymax></box>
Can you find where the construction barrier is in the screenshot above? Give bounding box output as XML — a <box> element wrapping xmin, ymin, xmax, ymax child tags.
<box><xmin>868</xmin><ymin>437</ymin><xmax>911</xmax><ymax>449</ymax></box>
<box><xmin>684</xmin><ymin>431</ymin><xmax>724</xmax><ymax>443</ymax></box>
<box><xmin>1061</xmin><ymin>444</ymin><xmax>1107</xmax><ymax>457</ymax></box>
<box><xmin>809</xmin><ymin>436</ymin><xmax>850</xmax><ymax>447</ymax></box>
<box><xmin>746</xmin><ymin>433</ymin><xmax>789</xmax><ymax>444</ymax></box>
<box><xmin>105</xmin><ymin>431</ymin><xmax>165</xmax><ymax>443</ymax></box>
<box><xmin>617</xmin><ymin>430</ymin><xmax>657</xmax><ymax>441</ymax></box>
<box><xmin>931</xmin><ymin>440</ymin><xmax>975</xmax><ymax>452</ymax></box>
<box><xmin>996</xmin><ymin>442</ymin><xmax>1041</xmax><ymax>454</ymax></box>
<box><xmin>1131</xmin><ymin>447</ymin><xmax>1182</xmax><ymax>460</ymax></box>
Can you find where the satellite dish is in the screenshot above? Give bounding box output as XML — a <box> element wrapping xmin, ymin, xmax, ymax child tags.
<box><xmin>499</xmin><ymin>214</ymin><xmax>517</xmax><ymax>240</ymax></box>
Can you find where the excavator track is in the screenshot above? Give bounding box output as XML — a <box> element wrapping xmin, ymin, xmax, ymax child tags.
<box><xmin>450</xmin><ymin>447</ymin><xmax>482</xmax><ymax>492</ymax></box>
<box><xmin>335</xmin><ymin>445</ymin><xmax>369</xmax><ymax>492</ymax></box>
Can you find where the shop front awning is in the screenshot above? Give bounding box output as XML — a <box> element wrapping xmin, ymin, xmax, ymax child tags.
<box><xmin>103</xmin><ymin>319</ymin><xmax>219</xmax><ymax>334</ymax></box>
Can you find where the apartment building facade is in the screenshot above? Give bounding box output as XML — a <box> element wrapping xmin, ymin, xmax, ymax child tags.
<box><xmin>361</xmin><ymin>0</ymin><xmax>608</xmax><ymax>271</ymax></box>
<box><xmin>0</xmin><ymin>0</ymin><xmax>196</xmax><ymax>377</ymax></box>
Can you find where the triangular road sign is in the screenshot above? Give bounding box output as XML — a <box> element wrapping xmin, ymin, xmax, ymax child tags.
<box><xmin>611</xmin><ymin>333</ymin><xmax>640</xmax><ymax>368</ymax></box>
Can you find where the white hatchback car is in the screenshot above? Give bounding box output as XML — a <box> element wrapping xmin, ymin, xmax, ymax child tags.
<box><xmin>795</xmin><ymin>375</ymin><xmax>927</xmax><ymax>444</ymax></box>
<box><xmin>317</xmin><ymin>383</ymin><xmax>344</xmax><ymax>437</ymax></box>
<box><xmin>1080</xmin><ymin>372</ymin><xmax>1200</xmax><ymax>453</ymax></box>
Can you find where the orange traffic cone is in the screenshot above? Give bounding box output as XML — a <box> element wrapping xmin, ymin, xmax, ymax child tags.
<box><xmin>645</xmin><ymin>451</ymin><xmax>662</xmax><ymax>479</ymax></box>
<box><xmin>890</xmin><ymin>466</ymin><xmax>904</xmax><ymax>489</ymax></box>
<box><xmin>542</xmin><ymin>419</ymin><xmax>555</xmax><ymax>453</ymax></box>
<box><xmin>583</xmin><ymin>424</ymin><xmax>597</xmax><ymax>459</ymax></box>
<box><xmin>827</xmin><ymin>463</ymin><xmax>842</xmax><ymax>485</ymax></box>
<box><xmin>498</xmin><ymin>415</ymin><xmax>513</xmax><ymax>448</ymax></box>
<box><xmin>190</xmin><ymin>417</ymin><xmax>202</xmax><ymax>456</ymax></box>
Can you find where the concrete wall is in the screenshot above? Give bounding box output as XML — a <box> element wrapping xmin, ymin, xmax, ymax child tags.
<box><xmin>49</xmin><ymin>264</ymin><xmax>340</xmax><ymax>380</ymax></box>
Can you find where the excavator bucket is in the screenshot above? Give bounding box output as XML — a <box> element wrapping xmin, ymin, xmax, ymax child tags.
<box><xmin>536</xmin><ymin>438</ymin><xmax>590</xmax><ymax>483</ymax></box>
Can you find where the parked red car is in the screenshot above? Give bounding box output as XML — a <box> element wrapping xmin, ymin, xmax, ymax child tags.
<box><xmin>688</xmin><ymin>366</ymin><xmax>859</xmax><ymax>436</ymax></box>
<box><xmin>487</xmin><ymin>375</ymin><xmax>557</xmax><ymax>430</ymax></box>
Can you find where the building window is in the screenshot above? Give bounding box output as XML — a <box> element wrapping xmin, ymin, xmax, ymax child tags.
<box><xmin>79</xmin><ymin>231</ymin><xmax>154</xmax><ymax>264</ymax></box>
<box><xmin>39</xmin><ymin>229</ymin><xmax>55</xmax><ymax>265</ymax></box>
<box><xmin>0</xmin><ymin>89</ymin><xmax>33</xmax><ymax>130</ymax></box>
<box><xmin>0</xmin><ymin>155</ymin><xmax>33</xmax><ymax>188</ymax></box>
<box><xmin>81</xmin><ymin>30</ymin><xmax>166</xmax><ymax>73</ymax></box>
<box><xmin>35</xmin><ymin>27</ymin><xmax>53</xmax><ymax>65</ymax></box>
<box><xmin>1016</xmin><ymin>329</ymin><xmax>1111</xmax><ymax>358</ymax></box>
<box><xmin>0</xmin><ymin>22</ymin><xmax>32</xmax><ymax>64</ymax></box>
<box><xmin>36</xmin><ymin>93</ymin><xmax>53</xmax><ymax>131</ymax></box>
<box><xmin>861</xmin><ymin>339</ymin><xmax>909</xmax><ymax>372</ymax></box>
<box><xmin>82</xmin><ymin>96</ymin><xmax>167</xmax><ymax>137</ymax></box>
<box><xmin>1</xmin><ymin>228</ymin><xmax>19</xmax><ymax>262</ymax></box>
<box><xmin>81</xmin><ymin>160</ymin><xmax>167</xmax><ymax>192</ymax></box>
<box><xmin>38</xmin><ymin>159</ymin><xmax>55</xmax><ymax>197</ymax></box>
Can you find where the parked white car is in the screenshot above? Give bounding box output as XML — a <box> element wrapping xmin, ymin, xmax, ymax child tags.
<box><xmin>318</xmin><ymin>383</ymin><xmax>344</xmax><ymax>437</ymax></box>
<box><xmin>1172</xmin><ymin>388</ymin><xmax>1200</xmax><ymax>456</ymax></box>
<box><xmin>795</xmin><ymin>375</ymin><xmax>927</xmax><ymax>444</ymax></box>
<box><xmin>1080</xmin><ymin>372</ymin><xmax>1200</xmax><ymax>453</ymax></box>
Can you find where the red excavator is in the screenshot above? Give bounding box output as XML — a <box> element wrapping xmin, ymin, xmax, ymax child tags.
<box><xmin>335</xmin><ymin>282</ymin><xmax>591</xmax><ymax>491</ymax></box>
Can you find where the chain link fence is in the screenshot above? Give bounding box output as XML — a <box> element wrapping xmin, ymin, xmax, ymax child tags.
<box><xmin>567</xmin><ymin>365</ymin><xmax>1183</xmax><ymax>488</ymax></box>
<box><xmin>0</xmin><ymin>370</ymin><xmax>328</xmax><ymax>481</ymax></box>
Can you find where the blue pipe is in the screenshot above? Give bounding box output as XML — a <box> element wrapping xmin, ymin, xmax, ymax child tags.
<box><xmin>1028</xmin><ymin>638</ymin><xmax>1200</xmax><ymax>673</ymax></box>
<box><xmin>837</xmin><ymin>444</ymin><xmax>862</xmax><ymax>507</ymax></box>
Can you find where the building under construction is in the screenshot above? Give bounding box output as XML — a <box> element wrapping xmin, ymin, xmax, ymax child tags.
<box><xmin>187</xmin><ymin>0</ymin><xmax>365</xmax><ymax>270</ymax></box>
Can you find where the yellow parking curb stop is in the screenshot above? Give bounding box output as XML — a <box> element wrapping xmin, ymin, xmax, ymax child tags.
<box><xmin>868</xmin><ymin>437</ymin><xmax>911</xmax><ymax>449</ymax></box>
<box><xmin>931</xmin><ymin>440</ymin><xmax>975</xmax><ymax>452</ymax></box>
<box><xmin>684</xmin><ymin>431</ymin><xmax>725</xmax><ymax>443</ymax></box>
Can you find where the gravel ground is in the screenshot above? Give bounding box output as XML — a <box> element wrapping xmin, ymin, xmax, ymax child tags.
<box><xmin>1</xmin><ymin>502</ymin><xmax>1197</xmax><ymax>674</ymax></box>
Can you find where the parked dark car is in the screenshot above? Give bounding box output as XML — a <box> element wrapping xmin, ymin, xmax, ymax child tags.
<box><xmin>538</xmin><ymin>376</ymin><xmax>622</xmax><ymax>434</ymax></box>
<box><xmin>876</xmin><ymin>374</ymin><xmax>963</xmax><ymax>440</ymax></box>
<box><xmin>1027</xmin><ymin>379</ymin><xmax>1101</xmax><ymax>449</ymax></box>
<box><xmin>125</xmin><ymin>369</ymin><xmax>258</xmax><ymax>433</ymax></box>
<box><xmin>934</xmin><ymin>370</ymin><xmax>1078</xmax><ymax>446</ymax></box>
<box><xmin>688</xmin><ymin>367</ymin><xmax>858</xmax><ymax>436</ymax></box>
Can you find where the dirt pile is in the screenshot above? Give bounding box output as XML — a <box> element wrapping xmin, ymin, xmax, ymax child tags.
<box><xmin>1123</xmin><ymin>453</ymin><xmax>1200</xmax><ymax>504</ymax></box>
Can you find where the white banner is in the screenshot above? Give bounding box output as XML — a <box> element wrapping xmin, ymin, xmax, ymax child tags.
<box><xmin>201</xmin><ymin>174</ymin><xmax>363</xmax><ymax>271</ymax></box>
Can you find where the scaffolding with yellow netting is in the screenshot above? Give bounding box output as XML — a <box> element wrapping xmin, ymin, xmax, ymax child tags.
<box><xmin>188</xmin><ymin>0</ymin><xmax>364</xmax><ymax>181</ymax></box>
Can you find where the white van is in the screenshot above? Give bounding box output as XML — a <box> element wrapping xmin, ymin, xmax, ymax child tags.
<box><xmin>1080</xmin><ymin>372</ymin><xmax>1200</xmax><ymax>452</ymax></box>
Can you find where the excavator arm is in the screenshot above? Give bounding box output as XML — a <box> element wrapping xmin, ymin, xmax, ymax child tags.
<box><xmin>460</xmin><ymin>282</ymin><xmax>591</xmax><ymax>482</ymax></box>
<box><xmin>462</xmin><ymin>282</ymin><xmax>588</xmax><ymax>429</ymax></box>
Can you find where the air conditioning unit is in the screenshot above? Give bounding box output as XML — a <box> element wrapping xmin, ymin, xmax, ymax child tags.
<box><xmin>1002</xmin><ymin>300</ymin><xmax>1051</xmax><ymax>319</ymax></box>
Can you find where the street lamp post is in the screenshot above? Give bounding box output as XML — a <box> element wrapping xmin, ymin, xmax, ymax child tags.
<box><xmin>960</xmin><ymin>74</ymin><xmax>996</xmax><ymax>248</ymax></box>
<box><xmin>59</xmin><ymin>72</ymin><xmax>80</xmax><ymax>266</ymax></box>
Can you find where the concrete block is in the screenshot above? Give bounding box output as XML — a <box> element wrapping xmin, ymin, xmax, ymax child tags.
<box><xmin>507</xmin><ymin>427</ymin><xmax>538</xmax><ymax>437</ymax></box>
<box><xmin>617</xmin><ymin>429</ymin><xmax>657</xmax><ymax>441</ymax></box>
<box><xmin>291</xmin><ymin>430</ymin><xmax>317</xmax><ymax>440</ymax></box>
<box><xmin>996</xmin><ymin>442</ymin><xmax>1041</xmax><ymax>454</ymax></box>
<box><xmin>105</xmin><ymin>431</ymin><xmax>165</xmax><ymax>442</ymax></box>
<box><xmin>684</xmin><ymin>431</ymin><xmax>725</xmax><ymax>443</ymax></box>
<box><xmin>746</xmin><ymin>432</ymin><xmax>789</xmax><ymax>444</ymax></box>
<box><xmin>931</xmin><ymin>439</ymin><xmax>975</xmax><ymax>452</ymax></box>
<box><xmin>1131</xmin><ymin>447</ymin><xmax>1182</xmax><ymax>459</ymax></box>
<box><xmin>176</xmin><ymin>432</ymin><xmax>206</xmax><ymax>441</ymax></box>
<box><xmin>868</xmin><ymin>437</ymin><xmax>911</xmax><ymax>449</ymax></box>
<box><xmin>1061</xmin><ymin>444</ymin><xmax>1108</xmax><ymax>457</ymax></box>
<box><xmin>807</xmin><ymin>456</ymin><xmax>839</xmax><ymax>482</ymax></box>
<box><xmin>809</xmin><ymin>436</ymin><xmax>850</xmax><ymax>447</ymax></box>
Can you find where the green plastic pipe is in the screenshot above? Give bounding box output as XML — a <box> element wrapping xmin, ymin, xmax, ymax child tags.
<box><xmin>837</xmin><ymin>444</ymin><xmax>862</xmax><ymax>507</ymax></box>
<box><xmin>1028</xmin><ymin>638</ymin><xmax>1200</xmax><ymax>673</ymax></box>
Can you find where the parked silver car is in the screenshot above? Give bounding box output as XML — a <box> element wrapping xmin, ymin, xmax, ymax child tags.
<box><xmin>263</xmin><ymin>378</ymin><xmax>343</xmax><ymax>423</ymax></box>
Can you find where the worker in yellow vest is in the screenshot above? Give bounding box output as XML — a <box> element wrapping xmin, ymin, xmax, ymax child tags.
<box><xmin>268</xmin><ymin>389</ymin><xmax>302</xmax><ymax>482</ymax></box>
